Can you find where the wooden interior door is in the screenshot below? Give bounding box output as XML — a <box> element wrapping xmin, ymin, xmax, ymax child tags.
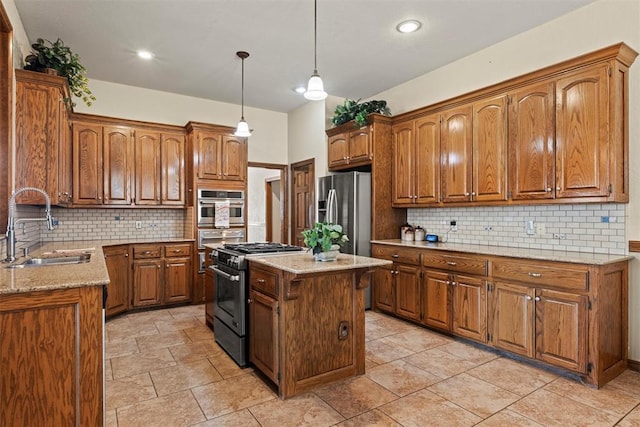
<box><xmin>291</xmin><ymin>159</ymin><xmax>314</xmax><ymax>247</ymax></box>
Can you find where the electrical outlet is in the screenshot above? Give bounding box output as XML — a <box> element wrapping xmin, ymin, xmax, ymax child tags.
<box><xmin>450</xmin><ymin>220</ymin><xmax>457</xmax><ymax>232</ymax></box>
<box><xmin>525</xmin><ymin>220</ymin><xmax>535</xmax><ymax>235</ymax></box>
<box><xmin>483</xmin><ymin>225</ymin><xmax>493</xmax><ymax>231</ymax></box>
<box><xmin>553</xmin><ymin>233</ymin><xmax>566</xmax><ymax>240</ymax></box>
<box><xmin>135</xmin><ymin>221</ymin><xmax>142</xmax><ymax>229</ymax></box>
<box><xmin>535</xmin><ymin>223</ymin><xmax>546</xmax><ymax>236</ymax></box>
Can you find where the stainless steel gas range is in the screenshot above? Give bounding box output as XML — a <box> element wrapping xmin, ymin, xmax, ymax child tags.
<box><xmin>210</xmin><ymin>242</ymin><xmax>304</xmax><ymax>366</ymax></box>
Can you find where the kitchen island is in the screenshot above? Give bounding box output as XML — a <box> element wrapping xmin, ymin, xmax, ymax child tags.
<box><xmin>247</xmin><ymin>252</ymin><xmax>391</xmax><ymax>399</ymax></box>
<box><xmin>0</xmin><ymin>242</ymin><xmax>109</xmax><ymax>426</ymax></box>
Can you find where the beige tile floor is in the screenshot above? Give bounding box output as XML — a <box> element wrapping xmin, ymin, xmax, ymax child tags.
<box><xmin>105</xmin><ymin>304</ymin><xmax>640</xmax><ymax>426</ymax></box>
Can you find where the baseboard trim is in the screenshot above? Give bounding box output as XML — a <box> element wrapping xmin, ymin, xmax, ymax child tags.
<box><xmin>629</xmin><ymin>359</ymin><xmax>640</xmax><ymax>372</ymax></box>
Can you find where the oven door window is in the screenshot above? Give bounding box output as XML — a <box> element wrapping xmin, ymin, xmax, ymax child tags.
<box><xmin>213</xmin><ymin>264</ymin><xmax>245</xmax><ymax>336</ymax></box>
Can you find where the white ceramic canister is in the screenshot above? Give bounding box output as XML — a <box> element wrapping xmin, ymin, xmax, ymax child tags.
<box><xmin>414</xmin><ymin>228</ymin><xmax>425</xmax><ymax>241</ymax></box>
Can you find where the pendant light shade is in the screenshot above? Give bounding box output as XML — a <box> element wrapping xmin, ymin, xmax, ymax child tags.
<box><xmin>304</xmin><ymin>0</ymin><xmax>327</xmax><ymax>101</ymax></box>
<box><xmin>234</xmin><ymin>51</ymin><xmax>252</xmax><ymax>137</ymax></box>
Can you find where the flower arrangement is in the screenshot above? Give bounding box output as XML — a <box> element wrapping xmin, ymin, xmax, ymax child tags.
<box><xmin>301</xmin><ymin>222</ymin><xmax>349</xmax><ymax>255</ymax></box>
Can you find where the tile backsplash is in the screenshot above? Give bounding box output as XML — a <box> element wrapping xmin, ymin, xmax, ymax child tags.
<box><xmin>42</xmin><ymin>207</ymin><xmax>187</xmax><ymax>242</ymax></box>
<box><xmin>407</xmin><ymin>203</ymin><xmax>626</xmax><ymax>255</ymax></box>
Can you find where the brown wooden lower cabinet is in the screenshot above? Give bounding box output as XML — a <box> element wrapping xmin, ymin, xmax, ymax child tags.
<box><xmin>372</xmin><ymin>243</ymin><xmax>629</xmax><ymax>387</ymax></box>
<box><xmin>104</xmin><ymin>241</ymin><xmax>194</xmax><ymax>317</ymax></box>
<box><xmin>104</xmin><ymin>245</ymin><xmax>130</xmax><ymax>317</ymax></box>
<box><xmin>0</xmin><ymin>286</ymin><xmax>104</xmax><ymax>426</ymax></box>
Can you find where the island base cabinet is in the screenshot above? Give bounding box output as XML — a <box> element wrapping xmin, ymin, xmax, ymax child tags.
<box><xmin>249</xmin><ymin>262</ymin><xmax>370</xmax><ymax>399</ymax></box>
<box><xmin>0</xmin><ymin>286</ymin><xmax>103</xmax><ymax>426</ymax></box>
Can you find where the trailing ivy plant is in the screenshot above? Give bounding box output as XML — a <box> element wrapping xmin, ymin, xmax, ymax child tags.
<box><xmin>24</xmin><ymin>38</ymin><xmax>96</xmax><ymax>107</ymax></box>
<box><xmin>332</xmin><ymin>98</ymin><xmax>391</xmax><ymax>127</ymax></box>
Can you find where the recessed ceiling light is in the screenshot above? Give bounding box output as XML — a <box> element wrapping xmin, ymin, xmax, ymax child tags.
<box><xmin>294</xmin><ymin>86</ymin><xmax>306</xmax><ymax>94</ymax></box>
<box><xmin>137</xmin><ymin>50</ymin><xmax>154</xmax><ymax>60</ymax></box>
<box><xmin>396</xmin><ymin>20</ymin><xmax>422</xmax><ymax>33</ymax></box>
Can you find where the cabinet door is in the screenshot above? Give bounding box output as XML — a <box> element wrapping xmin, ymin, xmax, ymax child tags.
<box><xmin>221</xmin><ymin>135</ymin><xmax>247</xmax><ymax>181</ymax></box>
<box><xmin>72</xmin><ymin>122</ymin><xmax>103</xmax><ymax>205</ymax></box>
<box><xmin>415</xmin><ymin>114</ymin><xmax>441</xmax><ymax>204</ymax></box>
<box><xmin>395</xmin><ymin>264</ymin><xmax>421</xmax><ymax>322</ymax></box>
<box><xmin>452</xmin><ymin>274</ymin><xmax>486</xmax><ymax>342</ymax></box>
<box><xmin>161</xmin><ymin>133</ymin><xmax>186</xmax><ymax>205</ymax></box>
<box><xmin>348</xmin><ymin>127</ymin><xmax>372</xmax><ymax>164</ymax></box>
<box><xmin>491</xmin><ymin>281</ymin><xmax>534</xmax><ymax>358</ymax></box>
<box><xmin>103</xmin><ymin>126</ymin><xmax>132</xmax><ymax>205</ymax></box>
<box><xmin>104</xmin><ymin>246</ymin><xmax>130</xmax><ymax>317</ymax></box>
<box><xmin>132</xmin><ymin>260</ymin><xmax>162</xmax><ymax>307</ymax></box>
<box><xmin>328</xmin><ymin>133</ymin><xmax>349</xmax><ymax>169</ymax></box>
<box><xmin>422</xmin><ymin>270</ymin><xmax>451</xmax><ymax>331</ymax></box>
<box><xmin>441</xmin><ymin>105</ymin><xmax>473</xmax><ymax>202</ymax></box>
<box><xmin>556</xmin><ymin>64</ymin><xmax>610</xmax><ymax>199</ymax></box>
<box><xmin>392</xmin><ymin>121</ymin><xmax>415</xmax><ymax>204</ymax></box>
<box><xmin>249</xmin><ymin>289</ymin><xmax>279</xmax><ymax>384</ymax></box>
<box><xmin>164</xmin><ymin>257</ymin><xmax>192</xmax><ymax>304</ymax></box>
<box><xmin>373</xmin><ymin>265</ymin><xmax>395</xmax><ymax>313</ymax></box>
<box><xmin>473</xmin><ymin>95</ymin><xmax>507</xmax><ymax>202</ymax></box>
<box><xmin>15</xmin><ymin>79</ymin><xmax>61</xmax><ymax>205</ymax></box>
<box><xmin>197</xmin><ymin>132</ymin><xmax>221</xmax><ymax>179</ymax></box>
<box><xmin>509</xmin><ymin>81</ymin><xmax>555</xmax><ymax>200</ymax></box>
<box><xmin>134</xmin><ymin>130</ymin><xmax>161</xmax><ymax>205</ymax></box>
<box><xmin>535</xmin><ymin>288</ymin><xmax>587</xmax><ymax>372</ymax></box>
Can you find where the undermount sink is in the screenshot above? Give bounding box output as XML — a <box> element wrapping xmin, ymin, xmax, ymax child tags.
<box><xmin>6</xmin><ymin>253</ymin><xmax>92</xmax><ymax>268</ymax></box>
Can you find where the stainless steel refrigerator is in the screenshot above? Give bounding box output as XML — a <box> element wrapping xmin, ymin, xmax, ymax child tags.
<box><xmin>318</xmin><ymin>172</ymin><xmax>372</xmax><ymax>308</ymax></box>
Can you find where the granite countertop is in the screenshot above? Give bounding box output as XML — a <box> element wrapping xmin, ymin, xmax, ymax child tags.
<box><xmin>0</xmin><ymin>241</ymin><xmax>109</xmax><ymax>295</ymax></box>
<box><xmin>248</xmin><ymin>252</ymin><xmax>392</xmax><ymax>275</ymax></box>
<box><xmin>371</xmin><ymin>239</ymin><xmax>632</xmax><ymax>265</ymax></box>
<box><xmin>0</xmin><ymin>238</ymin><xmax>196</xmax><ymax>295</ymax></box>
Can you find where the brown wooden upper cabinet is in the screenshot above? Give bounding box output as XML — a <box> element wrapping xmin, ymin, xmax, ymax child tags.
<box><xmin>14</xmin><ymin>69</ymin><xmax>72</xmax><ymax>206</ymax></box>
<box><xmin>391</xmin><ymin>42</ymin><xmax>637</xmax><ymax>207</ymax></box>
<box><xmin>327</xmin><ymin>126</ymin><xmax>373</xmax><ymax>170</ymax></box>
<box><xmin>72</xmin><ymin>118</ymin><xmax>186</xmax><ymax>207</ymax></box>
<box><xmin>392</xmin><ymin>114</ymin><xmax>440</xmax><ymax>205</ymax></box>
<box><xmin>193</xmin><ymin>128</ymin><xmax>247</xmax><ymax>182</ymax></box>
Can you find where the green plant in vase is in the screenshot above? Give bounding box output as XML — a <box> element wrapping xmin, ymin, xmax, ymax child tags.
<box><xmin>302</xmin><ymin>222</ymin><xmax>349</xmax><ymax>256</ymax></box>
<box><xmin>332</xmin><ymin>98</ymin><xmax>391</xmax><ymax>127</ymax></box>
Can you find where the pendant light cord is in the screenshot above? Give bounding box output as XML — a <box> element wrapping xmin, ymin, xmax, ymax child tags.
<box><xmin>241</xmin><ymin>56</ymin><xmax>245</xmax><ymax>119</ymax></box>
<box><xmin>313</xmin><ymin>0</ymin><xmax>318</xmax><ymax>73</ymax></box>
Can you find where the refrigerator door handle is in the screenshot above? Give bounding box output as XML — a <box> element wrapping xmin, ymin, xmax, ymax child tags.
<box><xmin>327</xmin><ymin>189</ymin><xmax>337</xmax><ymax>224</ymax></box>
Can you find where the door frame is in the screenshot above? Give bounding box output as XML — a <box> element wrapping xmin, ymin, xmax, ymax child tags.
<box><xmin>0</xmin><ymin>3</ymin><xmax>12</xmax><ymax>232</ymax></box>
<box><xmin>290</xmin><ymin>158</ymin><xmax>315</xmax><ymax>245</ymax></box>
<box><xmin>248</xmin><ymin>162</ymin><xmax>289</xmax><ymax>244</ymax></box>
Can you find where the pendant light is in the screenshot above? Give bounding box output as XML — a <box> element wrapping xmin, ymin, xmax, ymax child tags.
<box><xmin>304</xmin><ymin>0</ymin><xmax>327</xmax><ymax>101</ymax></box>
<box><xmin>234</xmin><ymin>51</ymin><xmax>252</xmax><ymax>137</ymax></box>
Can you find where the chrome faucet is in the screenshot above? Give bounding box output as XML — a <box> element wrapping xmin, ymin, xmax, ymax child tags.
<box><xmin>5</xmin><ymin>187</ymin><xmax>55</xmax><ymax>262</ymax></box>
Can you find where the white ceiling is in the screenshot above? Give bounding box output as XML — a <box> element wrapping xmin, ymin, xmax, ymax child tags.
<box><xmin>14</xmin><ymin>0</ymin><xmax>595</xmax><ymax>113</ymax></box>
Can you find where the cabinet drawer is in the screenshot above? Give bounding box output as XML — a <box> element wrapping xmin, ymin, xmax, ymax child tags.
<box><xmin>250</xmin><ymin>268</ymin><xmax>278</xmax><ymax>298</ymax></box>
<box><xmin>133</xmin><ymin>245</ymin><xmax>162</xmax><ymax>259</ymax></box>
<box><xmin>422</xmin><ymin>253</ymin><xmax>487</xmax><ymax>276</ymax></box>
<box><xmin>371</xmin><ymin>245</ymin><xmax>421</xmax><ymax>265</ymax></box>
<box><xmin>165</xmin><ymin>244</ymin><xmax>192</xmax><ymax>258</ymax></box>
<box><xmin>492</xmin><ymin>259</ymin><xmax>588</xmax><ymax>291</ymax></box>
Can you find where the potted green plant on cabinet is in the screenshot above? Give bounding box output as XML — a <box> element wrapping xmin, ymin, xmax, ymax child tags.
<box><xmin>24</xmin><ymin>38</ymin><xmax>96</xmax><ymax>107</ymax></box>
<box><xmin>332</xmin><ymin>98</ymin><xmax>391</xmax><ymax>127</ymax></box>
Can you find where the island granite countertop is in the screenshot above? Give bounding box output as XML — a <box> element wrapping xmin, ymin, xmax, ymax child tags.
<box><xmin>248</xmin><ymin>252</ymin><xmax>392</xmax><ymax>275</ymax></box>
<box><xmin>371</xmin><ymin>239</ymin><xmax>632</xmax><ymax>265</ymax></box>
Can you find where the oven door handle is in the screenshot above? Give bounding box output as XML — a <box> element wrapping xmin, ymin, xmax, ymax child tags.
<box><xmin>211</xmin><ymin>266</ymin><xmax>241</xmax><ymax>282</ymax></box>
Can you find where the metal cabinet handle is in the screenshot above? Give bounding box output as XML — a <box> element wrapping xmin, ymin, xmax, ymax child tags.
<box><xmin>546</xmin><ymin>187</ymin><xmax>552</xmax><ymax>192</ymax></box>
<box><xmin>143</xmin><ymin>251</ymin><xmax>152</xmax><ymax>255</ymax></box>
<box><xmin>391</xmin><ymin>254</ymin><xmax>399</xmax><ymax>258</ymax></box>
<box><xmin>464</xmin><ymin>192</ymin><xmax>470</xmax><ymax>196</ymax></box>
<box><xmin>212</xmin><ymin>266</ymin><xmax>240</xmax><ymax>281</ymax></box>
<box><xmin>450</xmin><ymin>281</ymin><xmax>456</xmax><ymax>286</ymax></box>
<box><xmin>247</xmin><ymin>298</ymin><xmax>253</xmax><ymax>304</ymax></box>
<box><xmin>534</xmin><ymin>296</ymin><xmax>541</xmax><ymax>302</ymax></box>
<box><xmin>528</xmin><ymin>272</ymin><xmax>542</xmax><ymax>278</ymax></box>
<box><xmin>257</xmin><ymin>278</ymin><xmax>266</xmax><ymax>284</ymax></box>
<box><xmin>556</xmin><ymin>186</ymin><xmax>561</xmax><ymax>191</ymax></box>
<box><xmin>447</xmin><ymin>261</ymin><xmax>457</xmax><ymax>266</ymax></box>
<box><xmin>125</xmin><ymin>253</ymin><xmax>129</xmax><ymax>257</ymax></box>
<box><xmin>526</xmin><ymin>295</ymin><xmax>532</xmax><ymax>300</ymax></box>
